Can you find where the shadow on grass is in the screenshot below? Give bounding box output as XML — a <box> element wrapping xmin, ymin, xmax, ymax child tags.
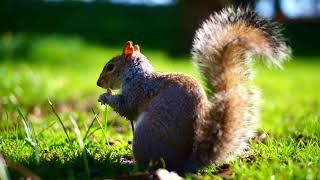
<box><xmin>3</xmin><ymin>142</ymin><xmax>139</xmax><ymax>179</ymax></box>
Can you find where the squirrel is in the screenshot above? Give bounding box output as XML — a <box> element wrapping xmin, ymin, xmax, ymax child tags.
<box><xmin>97</xmin><ymin>7</ymin><xmax>291</xmax><ymax>172</ymax></box>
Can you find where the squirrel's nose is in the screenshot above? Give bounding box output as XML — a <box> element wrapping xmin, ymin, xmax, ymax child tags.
<box><xmin>97</xmin><ymin>80</ymin><xmax>102</xmax><ymax>87</ymax></box>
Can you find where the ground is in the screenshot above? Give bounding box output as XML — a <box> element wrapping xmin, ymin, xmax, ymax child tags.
<box><xmin>0</xmin><ymin>35</ymin><xmax>319</xmax><ymax>179</ymax></box>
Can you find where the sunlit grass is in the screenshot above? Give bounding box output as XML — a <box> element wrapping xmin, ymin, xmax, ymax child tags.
<box><xmin>0</xmin><ymin>34</ymin><xmax>319</xmax><ymax>179</ymax></box>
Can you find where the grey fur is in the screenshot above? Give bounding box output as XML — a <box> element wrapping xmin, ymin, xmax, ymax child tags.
<box><xmin>98</xmin><ymin>7</ymin><xmax>291</xmax><ymax>172</ymax></box>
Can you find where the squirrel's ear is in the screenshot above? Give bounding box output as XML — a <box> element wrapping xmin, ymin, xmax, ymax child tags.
<box><xmin>133</xmin><ymin>44</ymin><xmax>140</xmax><ymax>52</ymax></box>
<box><xmin>122</xmin><ymin>41</ymin><xmax>134</xmax><ymax>57</ymax></box>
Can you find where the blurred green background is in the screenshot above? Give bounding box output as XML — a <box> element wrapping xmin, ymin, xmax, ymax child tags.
<box><xmin>1</xmin><ymin>0</ymin><xmax>320</xmax><ymax>56</ymax></box>
<box><xmin>0</xmin><ymin>0</ymin><xmax>319</xmax><ymax>179</ymax></box>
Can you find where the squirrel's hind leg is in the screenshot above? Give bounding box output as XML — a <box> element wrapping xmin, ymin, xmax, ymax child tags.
<box><xmin>132</xmin><ymin>111</ymin><xmax>179</xmax><ymax>169</ymax></box>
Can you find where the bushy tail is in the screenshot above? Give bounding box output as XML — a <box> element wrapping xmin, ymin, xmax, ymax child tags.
<box><xmin>191</xmin><ymin>7</ymin><xmax>290</xmax><ymax>164</ymax></box>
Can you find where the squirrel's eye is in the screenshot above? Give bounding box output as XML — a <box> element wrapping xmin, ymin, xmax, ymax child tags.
<box><xmin>106</xmin><ymin>64</ymin><xmax>114</xmax><ymax>72</ymax></box>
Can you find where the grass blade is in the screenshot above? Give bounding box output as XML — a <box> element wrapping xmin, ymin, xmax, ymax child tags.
<box><xmin>91</xmin><ymin>108</ymin><xmax>109</xmax><ymax>147</ymax></box>
<box><xmin>87</xmin><ymin>127</ymin><xmax>101</xmax><ymax>138</ymax></box>
<box><xmin>48</xmin><ymin>98</ymin><xmax>71</xmax><ymax>143</ymax></box>
<box><xmin>16</xmin><ymin>108</ymin><xmax>39</xmax><ymax>164</ymax></box>
<box><xmin>0</xmin><ymin>154</ymin><xmax>10</xmax><ymax>180</ymax></box>
<box><xmin>17</xmin><ymin>108</ymin><xmax>32</xmax><ymax>143</ymax></box>
<box><xmin>69</xmin><ymin>116</ymin><xmax>90</xmax><ymax>179</ymax></box>
<box><xmin>83</xmin><ymin>111</ymin><xmax>99</xmax><ymax>142</ymax></box>
<box><xmin>130</xmin><ymin>119</ymin><xmax>134</xmax><ymax>134</ymax></box>
<box><xmin>5</xmin><ymin>110</ymin><xmax>9</xmax><ymax>131</ymax></box>
<box><xmin>104</xmin><ymin>106</ymin><xmax>109</xmax><ymax>136</ymax></box>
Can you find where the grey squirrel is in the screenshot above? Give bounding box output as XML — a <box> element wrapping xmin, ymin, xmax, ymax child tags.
<box><xmin>97</xmin><ymin>7</ymin><xmax>290</xmax><ymax>172</ymax></box>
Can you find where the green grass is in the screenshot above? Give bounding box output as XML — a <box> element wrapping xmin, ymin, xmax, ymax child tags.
<box><xmin>0</xmin><ymin>34</ymin><xmax>319</xmax><ymax>179</ymax></box>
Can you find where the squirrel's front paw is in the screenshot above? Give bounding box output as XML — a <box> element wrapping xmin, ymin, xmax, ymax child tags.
<box><xmin>98</xmin><ymin>93</ymin><xmax>111</xmax><ymax>104</ymax></box>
